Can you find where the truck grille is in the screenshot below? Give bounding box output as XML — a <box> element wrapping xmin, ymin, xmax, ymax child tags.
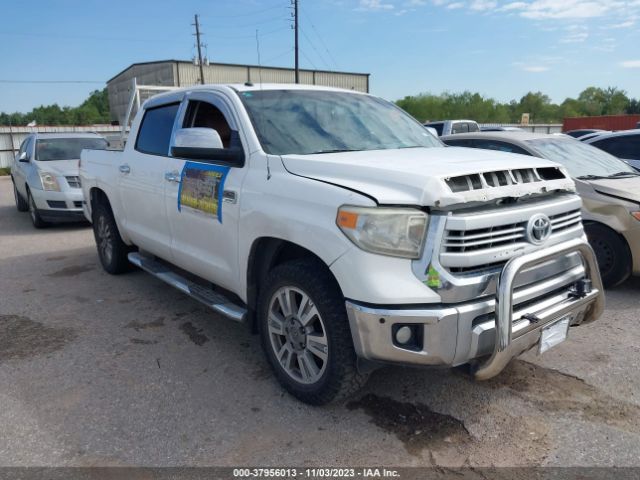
<box><xmin>445</xmin><ymin>167</ymin><xmax>566</xmax><ymax>193</ymax></box>
<box><xmin>65</xmin><ymin>176</ymin><xmax>81</xmax><ymax>188</ymax></box>
<box><xmin>444</xmin><ymin>209</ymin><xmax>582</xmax><ymax>253</ymax></box>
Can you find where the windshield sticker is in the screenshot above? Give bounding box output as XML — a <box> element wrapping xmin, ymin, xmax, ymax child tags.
<box><xmin>177</xmin><ymin>162</ymin><xmax>230</xmax><ymax>223</ymax></box>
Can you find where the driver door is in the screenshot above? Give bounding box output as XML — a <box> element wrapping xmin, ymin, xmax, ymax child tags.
<box><xmin>164</xmin><ymin>92</ymin><xmax>248</xmax><ymax>292</ymax></box>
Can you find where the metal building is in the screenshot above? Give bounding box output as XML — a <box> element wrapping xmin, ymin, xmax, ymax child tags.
<box><xmin>107</xmin><ymin>60</ymin><xmax>370</xmax><ymax>125</ymax></box>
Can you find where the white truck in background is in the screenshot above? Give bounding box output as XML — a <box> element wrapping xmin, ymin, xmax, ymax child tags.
<box><xmin>80</xmin><ymin>84</ymin><xmax>604</xmax><ymax>405</ymax></box>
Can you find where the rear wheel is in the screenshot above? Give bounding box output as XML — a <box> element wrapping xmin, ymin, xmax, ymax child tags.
<box><xmin>92</xmin><ymin>201</ymin><xmax>132</xmax><ymax>274</ymax></box>
<box><xmin>258</xmin><ymin>259</ymin><xmax>368</xmax><ymax>405</ymax></box>
<box><xmin>27</xmin><ymin>190</ymin><xmax>48</xmax><ymax>228</ymax></box>
<box><xmin>585</xmin><ymin>223</ymin><xmax>631</xmax><ymax>288</ymax></box>
<box><xmin>13</xmin><ymin>181</ymin><xmax>28</xmax><ymax>212</ymax></box>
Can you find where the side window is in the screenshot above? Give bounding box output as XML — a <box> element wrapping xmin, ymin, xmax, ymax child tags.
<box><xmin>427</xmin><ymin>123</ymin><xmax>444</xmax><ymax>136</ymax></box>
<box><xmin>183</xmin><ymin>100</ymin><xmax>234</xmax><ymax>148</ymax></box>
<box><xmin>475</xmin><ymin>140</ymin><xmax>531</xmax><ymax>156</ymax></box>
<box><xmin>467</xmin><ymin>122</ymin><xmax>480</xmax><ymax>133</ymax></box>
<box><xmin>613</xmin><ymin>136</ymin><xmax>640</xmax><ymax>159</ymax></box>
<box><xmin>135</xmin><ymin>103</ymin><xmax>180</xmax><ymax>156</ymax></box>
<box><xmin>592</xmin><ymin>137</ymin><xmax>623</xmax><ymax>157</ymax></box>
<box><xmin>451</xmin><ymin>123</ymin><xmax>469</xmax><ymax>134</ymax></box>
<box><xmin>443</xmin><ymin>139</ymin><xmax>473</xmax><ymax>147</ymax></box>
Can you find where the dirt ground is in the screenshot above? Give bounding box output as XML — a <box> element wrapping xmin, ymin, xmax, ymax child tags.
<box><xmin>1</xmin><ymin>175</ymin><xmax>640</xmax><ymax>468</ymax></box>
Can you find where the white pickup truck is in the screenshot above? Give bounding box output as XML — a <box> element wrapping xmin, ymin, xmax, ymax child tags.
<box><xmin>80</xmin><ymin>84</ymin><xmax>604</xmax><ymax>405</ymax></box>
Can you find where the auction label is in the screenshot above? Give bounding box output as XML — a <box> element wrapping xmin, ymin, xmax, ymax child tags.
<box><xmin>233</xmin><ymin>468</ymin><xmax>400</xmax><ymax>478</ymax></box>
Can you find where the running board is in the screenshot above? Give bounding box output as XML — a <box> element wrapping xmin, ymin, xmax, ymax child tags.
<box><xmin>128</xmin><ymin>252</ymin><xmax>247</xmax><ymax>323</ymax></box>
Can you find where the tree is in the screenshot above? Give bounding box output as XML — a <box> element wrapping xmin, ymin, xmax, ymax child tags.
<box><xmin>0</xmin><ymin>88</ymin><xmax>110</xmax><ymax>126</ymax></box>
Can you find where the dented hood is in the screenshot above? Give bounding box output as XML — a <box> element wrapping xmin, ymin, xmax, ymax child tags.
<box><xmin>586</xmin><ymin>176</ymin><xmax>640</xmax><ymax>204</ymax></box>
<box><xmin>280</xmin><ymin>147</ymin><xmax>576</xmax><ymax>207</ymax></box>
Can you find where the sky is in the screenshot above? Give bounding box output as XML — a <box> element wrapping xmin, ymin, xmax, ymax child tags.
<box><xmin>1</xmin><ymin>0</ymin><xmax>639</xmax><ymax>113</ymax></box>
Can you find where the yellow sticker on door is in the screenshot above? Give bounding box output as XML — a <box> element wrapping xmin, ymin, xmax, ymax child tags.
<box><xmin>178</xmin><ymin>162</ymin><xmax>230</xmax><ymax>223</ymax></box>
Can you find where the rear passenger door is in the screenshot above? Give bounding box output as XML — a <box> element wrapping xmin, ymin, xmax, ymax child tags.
<box><xmin>164</xmin><ymin>91</ymin><xmax>248</xmax><ymax>292</ymax></box>
<box><xmin>119</xmin><ymin>102</ymin><xmax>180</xmax><ymax>260</ymax></box>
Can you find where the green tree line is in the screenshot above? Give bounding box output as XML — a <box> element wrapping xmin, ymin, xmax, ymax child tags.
<box><xmin>397</xmin><ymin>86</ymin><xmax>640</xmax><ymax>124</ymax></box>
<box><xmin>0</xmin><ymin>88</ymin><xmax>110</xmax><ymax>126</ymax></box>
<box><xmin>2</xmin><ymin>85</ymin><xmax>639</xmax><ymax>126</ymax></box>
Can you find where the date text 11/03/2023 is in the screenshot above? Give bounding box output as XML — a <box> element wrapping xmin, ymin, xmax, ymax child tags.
<box><xmin>232</xmin><ymin>468</ymin><xmax>400</xmax><ymax>478</ymax></box>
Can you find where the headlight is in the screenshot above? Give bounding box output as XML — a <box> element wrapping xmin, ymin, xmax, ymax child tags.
<box><xmin>38</xmin><ymin>172</ymin><xmax>60</xmax><ymax>191</ymax></box>
<box><xmin>336</xmin><ymin>206</ymin><xmax>428</xmax><ymax>259</ymax></box>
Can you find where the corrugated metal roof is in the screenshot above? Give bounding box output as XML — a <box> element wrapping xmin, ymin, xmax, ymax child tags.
<box><xmin>107</xmin><ymin>59</ymin><xmax>369</xmax><ymax>84</ymax></box>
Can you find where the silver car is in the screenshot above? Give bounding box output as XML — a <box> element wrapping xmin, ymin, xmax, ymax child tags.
<box><xmin>11</xmin><ymin>132</ymin><xmax>107</xmax><ymax>228</ymax></box>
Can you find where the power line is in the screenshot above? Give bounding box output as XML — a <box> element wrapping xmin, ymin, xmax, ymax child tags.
<box><xmin>300</xmin><ymin>29</ymin><xmax>332</xmax><ymax>71</ymax></box>
<box><xmin>204</xmin><ymin>4</ymin><xmax>286</xmax><ymax>19</ymax></box>
<box><xmin>300</xmin><ymin>10</ymin><xmax>339</xmax><ymax>70</ymax></box>
<box><xmin>300</xmin><ymin>49</ymin><xmax>317</xmax><ymax>70</ymax></box>
<box><xmin>199</xmin><ymin>14</ymin><xmax>288</xmax><ymax>29</ymax></box>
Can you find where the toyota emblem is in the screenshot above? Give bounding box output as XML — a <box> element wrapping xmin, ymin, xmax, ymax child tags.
<box><xmin>526</xmin><ymin>213</ymin><xmax>552</xmax><ymax>245</ymax></box>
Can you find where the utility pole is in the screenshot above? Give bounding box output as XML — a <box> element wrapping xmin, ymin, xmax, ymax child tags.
<box><xmin>293</xmin><ymin>0</ymin><xmax>299</xmax><ymax>83</ymax></box>
<box><xmin>193</xmin><ymin>14</ymin><xmax>205</xmax><ymax>85</ymax></box>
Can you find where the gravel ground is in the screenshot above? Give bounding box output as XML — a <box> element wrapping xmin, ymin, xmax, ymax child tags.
<box><xmin>1</xmin><ymin>175</ymin><xmax>639</xmax><ymax>468</ymax></box>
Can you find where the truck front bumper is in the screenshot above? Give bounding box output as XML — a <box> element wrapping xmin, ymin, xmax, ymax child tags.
<box><xmin>345</xmin><ymin>238</ymin><xmax>605</xmax><ymax>380</ymax></box>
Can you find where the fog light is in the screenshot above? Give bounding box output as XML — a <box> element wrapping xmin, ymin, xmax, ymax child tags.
<box><xmin>395</xmin><ymin>326</ymin><xmax>413</xmax><ymax>344</ymax></box>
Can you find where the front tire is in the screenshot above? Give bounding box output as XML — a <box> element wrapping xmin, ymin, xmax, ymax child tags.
<box><xmin>13</xmin><ymin>180</ymin><xmax>28</xmax><ymax>212</ymax></box>
<box><xmin>92</xmin><ymin>201</ymin><xmax>132</xmax><ymax>274</ymax></box>
<box><xmin>27</xmin><ymin>190</ymin><xmax>48</xmax><ymax>228</ymax></box>
<box><xmin>585</xmin><ymin>223</ymin><xmax>631</xmax><ymax>288</ymax></box>
<box><xmin>258</xmin><ymin>259</ymin><xmax>368</xmax><ymax>405</ymax></box>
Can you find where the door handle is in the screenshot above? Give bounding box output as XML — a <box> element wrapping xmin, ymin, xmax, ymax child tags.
<box><xmin>119</xmin><ymin>164</ymin><xmax>130</xmax><ymax>174</ymax></box>
<box><xmin>164</xmin><ymin>171</ymin><xmax>181</xmax><ymax>183</ymax></box>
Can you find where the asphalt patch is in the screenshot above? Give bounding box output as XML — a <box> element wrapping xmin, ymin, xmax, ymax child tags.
<box><xmin>0</xmin><ymin>314</ymin><xmax>75</xmax><ymax>362</ymax></box>
<box><xmin>46</xmin><ymin>264</ymin><xmax>95</xmax><ymax>278</ymax></box>
<box><xmin>180</xmin><ymin>321</ymin><xmax>209</xmax><ymax>346</ymax></box>
<box><xmin>126</xmin><ymin>317</ymin><xmax>165</xmax><ymax>331</ymax></box>
<box><xmin>488</xmin><ymin>359</ymin><xmax>640</xmax><ymax>431</ymax></box>
<box><xmin>347</xmin><ymin>393</ymin><xmax>471</xmax><ymax>455</ymax></box>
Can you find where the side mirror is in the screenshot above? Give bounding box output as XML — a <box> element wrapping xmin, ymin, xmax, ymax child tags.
<box><xmin>174</xmin><ymin>127</ymin><xmax>223</xmax><ymax>150</ymax></box>
<box><xmin>171</xmin><ymin>128</ymin><xmax>245</xmax><ymax>167</ymax></box>
<box><xmin>18</xmin><ymin>151</ymin><xmax>29</xmax><ymax>162</ymax></box>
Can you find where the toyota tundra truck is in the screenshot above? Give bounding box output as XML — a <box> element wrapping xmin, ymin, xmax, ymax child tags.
<box><xmin>80</xmin><ymin>84</ymin><xmax>604</xmax><ymax>405</ymax></box>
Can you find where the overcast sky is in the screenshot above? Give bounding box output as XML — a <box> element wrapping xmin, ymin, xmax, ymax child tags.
<box><xmin>1</xmin><ymin>0</ymin><xmax>639</xmax><ymax>113</ymax></box>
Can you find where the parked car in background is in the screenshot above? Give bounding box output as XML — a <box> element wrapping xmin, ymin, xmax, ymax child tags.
<box><xmin>424</xmin><ymin>119</ymin><xmax>479</xmax><ymax>136</ymax></box>
<box><xmin>480</xmin><ymin>126</ymin><xmax>524</xmax><ymax>132</ymax></box>
<box><xmin>442</xmin><ymin>131</ymin><xmax>640</xmax><ymax>287</ymax></box>
<box><xmin>577</xmin><ymin>131</ymin><xmax>609</xmax><ymax>143</ymax></box>
<box><xmin>564</xmin><ymin>129</ymin><xmax>604</xmax><ymax>139</ymax></box>
<box><xmin>424</xmin><ymin>125</ymin><xmax>439</xmax><ymax>137</ymax></box>
<box><xmin>79</xmin><ymin>84</ymin><xmax>603</xmax><ymax>404</ymax></box>
<box><xmin>583</xmin><ymin>129</ymin><xmax>640</xmax><ymax>170</ymax></box>
<box><xmin>11</xmin><ymin>132</ymin><xmax>107</xmax><ymax>228</ymax></box>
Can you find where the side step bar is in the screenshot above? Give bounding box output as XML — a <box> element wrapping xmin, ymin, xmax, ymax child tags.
<box><xmin>128</xmin><ymin>252</ymin><xmax>247</xmax><ymax>323</ymax></box>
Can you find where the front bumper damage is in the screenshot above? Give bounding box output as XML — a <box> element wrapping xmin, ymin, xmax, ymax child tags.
<box><xmin>345</xmin><ymin>237</ymin><xmax>604</xmax><ymax>380</ymax></box>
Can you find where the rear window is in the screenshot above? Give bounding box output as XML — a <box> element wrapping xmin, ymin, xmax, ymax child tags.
<box><xmin>425</xmin><ymin>123</ymin><xmax>444</xmax><ymax>136</ymax></box>
<box><xmin>135</xmin><ymin>103</ymin><xmax>180</xmax><ymax>156</ymax></box>
<box><xmin>592</xmin><ymin>135</ymin><xmax>640</xmax><ymax>160</ymax></box>
<box><xmin>35</xmin><ymin>137</ymin><xmax>107</xmax><ymax>161</ymax></box>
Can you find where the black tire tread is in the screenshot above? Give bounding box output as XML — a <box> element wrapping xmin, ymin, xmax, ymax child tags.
<box><xmin>585</xmin><ymin>223</ymin><xmax>631</xmax><ymax>288</ymax></box>
<box><xmin>92</xmin><ymin>201</ymin><xmax>132</xmax><ymax>275</ymax></box>
<box><xmin>13</xmin><ymin>180</ymin><xmax>28</xmax><ymax>212</ymax></box>
<box><xmin>27</xmin><ymin>190</ymin><xmax>48</xmax><ymax>229</ymax></box>
<box><xmin>259</xmin><ymin>259</ymin><xmax>368</xmax><ymax>405</ymax></box>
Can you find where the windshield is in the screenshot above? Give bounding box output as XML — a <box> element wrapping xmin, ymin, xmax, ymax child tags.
<box><xmin>35</xmin><ymin>137</ymin><xmax>107</xmax><ymax>161</ymax></box>
<box><xmin>526</xmin><ymin>138</ymin><xmax>637</xmax><ymax>178</ymax></box>
<box><xmin>239</xmin><ymin>90</ymin><xmax>441</xmax><ymax>155</ymax></box>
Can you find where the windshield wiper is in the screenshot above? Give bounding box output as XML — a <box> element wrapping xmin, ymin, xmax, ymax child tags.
<box><xmin>577</xmin><ymin>175</ymin><xmax>608</xmax><ymax>180</ymax></box>
<box><xmin>607</xmin><ymin>171</ymin><xmax>640</xmax><ymax>178</ymax></box>
<box><xmin>309</xmin><ymin>149</ymin><xmax>362</xmax><ymax>154</ymax></box>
